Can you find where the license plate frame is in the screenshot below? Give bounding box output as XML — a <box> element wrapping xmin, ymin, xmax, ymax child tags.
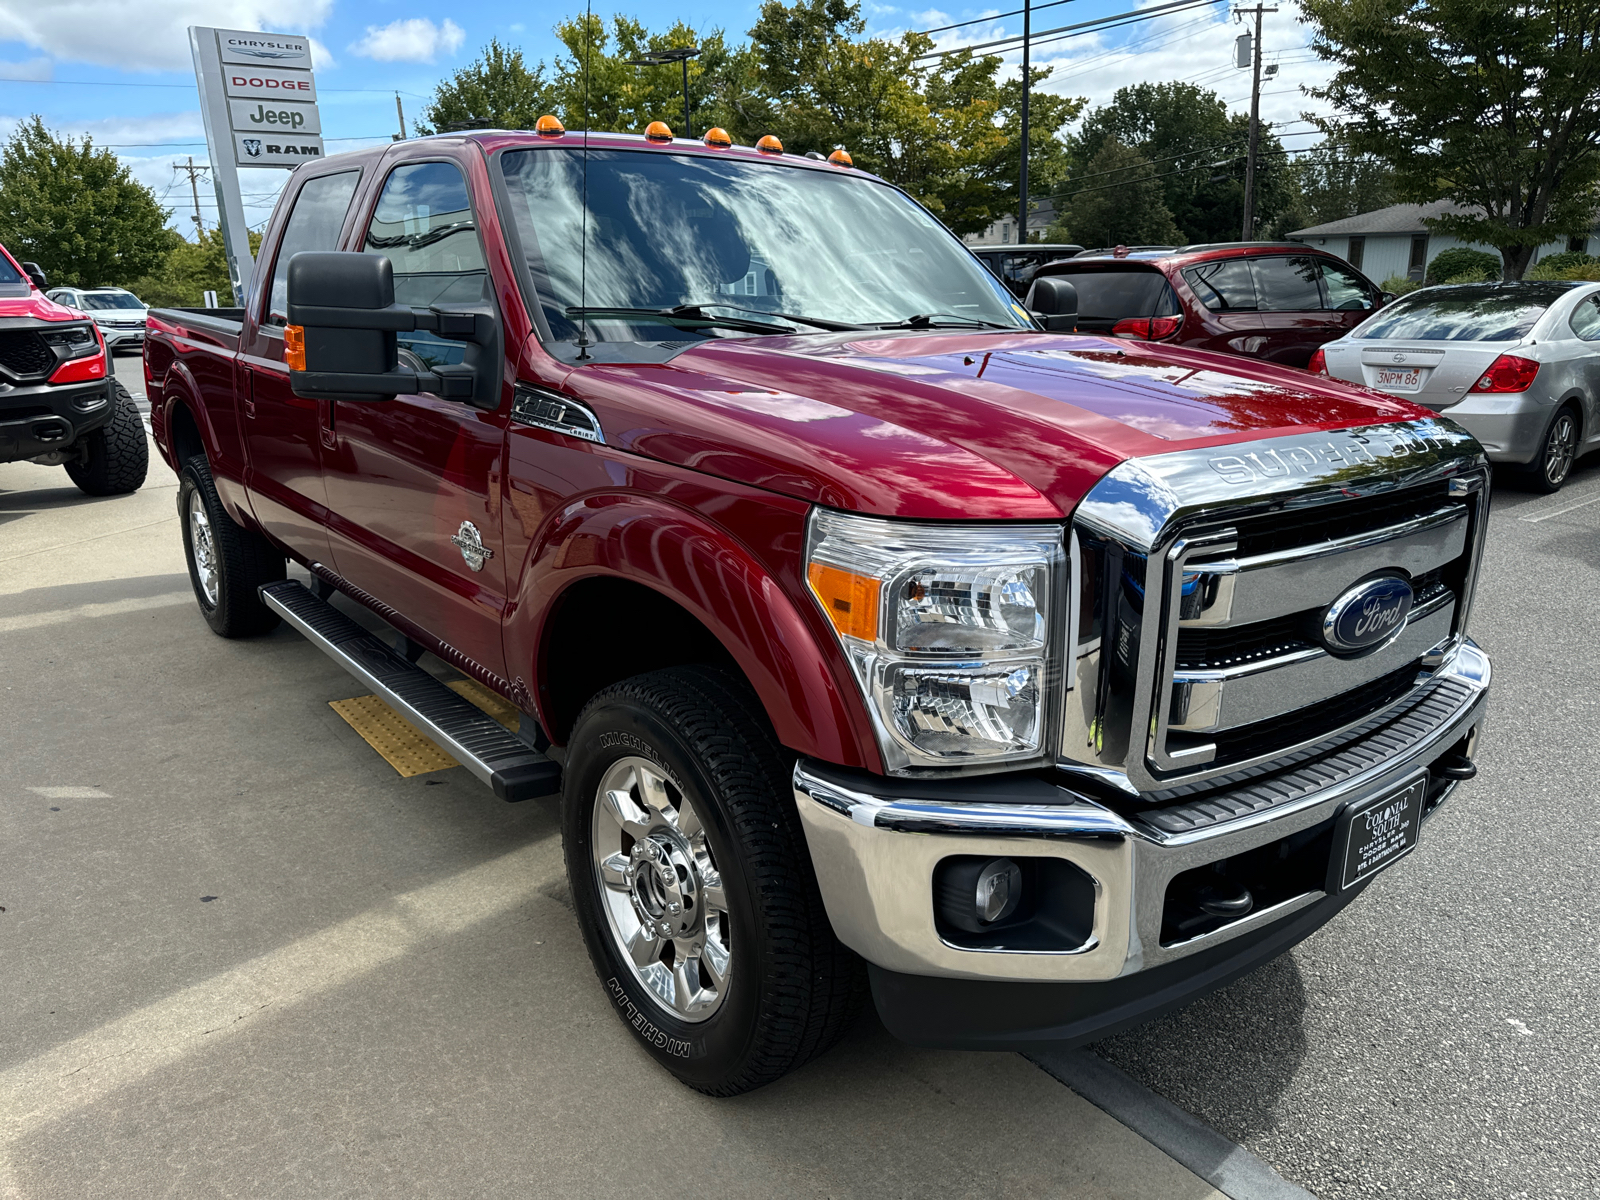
<box><xmin>1373</xmin><ymin>367</ymin><xmax>1422</xmax><ymax>390</ymax></box>
<box><xmin>1328</xmin><ymin>773</ymin><xmax>1428</xmax><ymax>892</ymax></box>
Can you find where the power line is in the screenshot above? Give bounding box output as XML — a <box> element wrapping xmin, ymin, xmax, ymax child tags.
<box><xmin>911</xmin><ymin>0</ymin><xmax>1077</xmax><ymax>38</ymax></box>
<box><xmin>913</xmin><ymin>0</ymin><xmax>1225</xmax><ymax>62</ymax></box>
<box><xmin>0</xmin><ymin>76</ymin><xmax>430</xmax><ymax>98</ymax></box>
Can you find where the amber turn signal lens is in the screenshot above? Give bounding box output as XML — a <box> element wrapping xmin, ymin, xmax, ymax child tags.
<box><xmin>535</xmin><ymin>113</ymin><xmax>565</xmax><ymax>137</ymax></box>
<box><xmin>645</xmin><ymin>120</ymin><xmax>674</xmax><ymax>142</ymax></box>
<box><xmin>827</xmin><ymin>148</ymin><xmax>852</xmax><ymax>167</ymax></box>
<box><xmin>756</xmin><ymin>134</ymin><xmax>783</xmax><ymax>154</ymax></box>
<box><xmin>703</xmin><ymin>127</ymin><xmax>732</xmax><ymax>148</ymax></box>
<box><xmin>284</xmin><ymin>324</ymin><xmax>306</xmax><ymax>371</ymax></box>
<box><xmin>807</xmin><ymin>562</ymin><xmax>881</xmax><ymax>642</ymax></box>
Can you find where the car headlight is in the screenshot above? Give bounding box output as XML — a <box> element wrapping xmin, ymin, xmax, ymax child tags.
<box><xmin>40</xmin><ymin>323</ymin><xmax>100</xmax><ymax>360</ymax></box>
<box><xmin>805</xmin><ymin>509</ymin><xmax>1065</xmax><ymax>772</ymax></box>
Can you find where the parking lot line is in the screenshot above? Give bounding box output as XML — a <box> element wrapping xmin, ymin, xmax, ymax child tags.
<box><xmin>1519</xmin><ymin>491</ymin><xmax>1600</xmax><ymax>522</ymax></box>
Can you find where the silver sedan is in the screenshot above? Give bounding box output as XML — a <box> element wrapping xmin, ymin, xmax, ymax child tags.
<box><xmin>1312</xmin><ymin>280</ymin><xmax>1600</xmax><ymax>491</ymax></box>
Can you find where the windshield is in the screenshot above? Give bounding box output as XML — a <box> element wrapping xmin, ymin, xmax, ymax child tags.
<box><xmin>79</xmin><ymin>292</ymin><xmax>144</xmax><ymax>310</ymax></box>
<box><xmin>1048</xmin><ymin>267</ymin><xmax>1176</xmax><ymax>330</ymax></box>
<box><xmin>498</xmin><ymin>148</ymin><xmax>1026</xmax><ymax>347</ymax></box>
<box><xmin>1354</xmin><ymin>284</ymin><xmax>1573</xmax><ymax>341</ymax></box>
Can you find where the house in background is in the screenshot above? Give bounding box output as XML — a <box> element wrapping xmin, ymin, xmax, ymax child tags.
<box><xmin>1289</xmin><ymin>200</ymin><xmax>1597</xmax><ymax>282</ymax></box>
<box><xmin>964</xmin><ymin>197</ymin><xmax>1058</xmax><ymax>247</ymax></box>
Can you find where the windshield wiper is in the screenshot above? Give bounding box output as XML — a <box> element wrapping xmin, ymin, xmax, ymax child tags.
<box><xmin>681</xmin><ymin>302</ymin><xmax>866</xmax><ymax>332</ymax></box>
<box><xmin>564</xmin><ymin>305</ymin><xmax>797</xmax><ymax>336</ymax></box>
<box><xmin>877</xmin><ymin>313</ymin><xmax>1015</xmax><ymax>330</ymax></box>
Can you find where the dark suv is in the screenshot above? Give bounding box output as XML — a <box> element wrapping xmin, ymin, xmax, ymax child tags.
<box><xmin>1030</xmin><ymin>242</ymin><xmax>1387</xmax><ymax>368</ymax></box>
<box><xmin>970</xmin><ymin>243</ymin><xmax>1085</xmax><ymax>297</ymax></box>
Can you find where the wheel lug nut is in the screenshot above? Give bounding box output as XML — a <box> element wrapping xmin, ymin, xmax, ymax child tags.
<box><xmin>667</xmin><ymin>902</ymin><xmax>682</xmax><ymax>915</ymax></box>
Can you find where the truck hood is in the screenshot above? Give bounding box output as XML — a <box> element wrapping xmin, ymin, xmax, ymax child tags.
<box><xmin>567</xmin><ymin>330</ymin><xmax>1427</xmax><ymax>520</ymax></box>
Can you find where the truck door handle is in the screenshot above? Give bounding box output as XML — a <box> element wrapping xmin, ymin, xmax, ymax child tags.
<box><xmin>319</xmin><ymin>397</ymin><xmax>335</xmax><ymax>450</ymax></box>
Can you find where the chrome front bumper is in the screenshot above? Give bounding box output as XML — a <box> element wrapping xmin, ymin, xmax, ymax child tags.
<box><xmin>795</xmin><ymin>640</ymin><xmax>1489</xmax><ymax>984</ymax></box>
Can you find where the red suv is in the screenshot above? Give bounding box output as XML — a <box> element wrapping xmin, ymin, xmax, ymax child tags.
<box><xmin>1030</xmin><ymin>242</ymin><xmax>1389</xmax><ymax>368</ymax></box>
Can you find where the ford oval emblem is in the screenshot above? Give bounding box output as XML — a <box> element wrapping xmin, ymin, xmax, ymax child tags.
<box><xmin>1322</xmin><ymin>576</ymin><xmax>1414</xmax><ymax>654</ymax></box>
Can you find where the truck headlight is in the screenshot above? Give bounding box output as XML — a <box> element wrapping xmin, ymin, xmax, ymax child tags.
<box><xmin>805</xmin><ymin>509</ymin><xmax>1064</xmax><ymax>772</ymax></box>
<box><xmin>41</xmin><ymin>323</ymin><xmax>99</xmax><ymax>360</ymax></box>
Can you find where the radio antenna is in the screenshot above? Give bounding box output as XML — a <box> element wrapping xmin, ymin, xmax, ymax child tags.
<box><xmin>575</xmin><ymin>0</ymin><xmax>593</xmax><ymax>362</ymax></box>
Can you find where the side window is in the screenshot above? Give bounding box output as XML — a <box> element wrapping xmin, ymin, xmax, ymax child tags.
<box><xmin>1320</xmin><ymin>261</ymin><xmax>1378</xmax><ymax>312</ymax></box>
<box><xmin>363</xmin><ymin>161</ymin><xmax>487</xmax><ymax>368</ymax></box>
<box><xmin>1251</xmin><ymin>256</ymin><xmax>1323</xmax><ymax>312</ymax></box>
<box><xmin>265</xmin><ymin>171</ymin><xmax>361</xmax><ymax>326</ymax></box>
<box><xmin>1183</xmin><ymin>259</ymin><xmax>1257</xmax><ymax>311</ymax></box>
<box><xmin>1569</xmin><ymin>295</ymin><xmax>1600</xmax><ymax>341</ymax></box>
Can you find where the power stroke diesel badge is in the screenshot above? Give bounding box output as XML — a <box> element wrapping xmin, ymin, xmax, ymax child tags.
<box><xmin>451</xmin><ymin>521</ymin><xmax>494</xmax><ymax>572</ymax></box>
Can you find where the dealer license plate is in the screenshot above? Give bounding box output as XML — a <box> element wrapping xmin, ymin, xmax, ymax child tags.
<box><xmin>1332</xmin><ymin>775</ymin><xmax>1427</xmax><ymax>891</ymax></box>
<box><xmin>1373</xmin><ymin>367</ymin><xmax>1422</xmax><ymax>390</ymax></box>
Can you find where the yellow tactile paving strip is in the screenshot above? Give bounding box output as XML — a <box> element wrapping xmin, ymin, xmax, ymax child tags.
<box><xmin>329</xmin><ymin>678</ymin><xmax>521</xmax><ymax>778</ymax></box>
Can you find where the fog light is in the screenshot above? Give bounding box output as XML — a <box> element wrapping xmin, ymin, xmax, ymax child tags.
<box><xmin>935</xmin><ymin>856</ymin><xmax>1023</xmax><ymax>933</ymax></box>
<box><xmin>975</xmin><ymin>858</ymin><xmax>1022</xmax><ymax>923</ymax></box>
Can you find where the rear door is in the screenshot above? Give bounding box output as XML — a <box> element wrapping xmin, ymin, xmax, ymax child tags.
<box><xmin>239</xmin><ymin>168</ymin><xmax>363</xmax><ymax>563</ymax></box>
<box><xmin>320</xmin><ymin>155</ymin><xmax>510</xmax><ymax>679</ymax></box>
<box><xmin>1179</xmin><ymin>258</ymin><xmax>1263</xmax><ymax>353</ymax></box>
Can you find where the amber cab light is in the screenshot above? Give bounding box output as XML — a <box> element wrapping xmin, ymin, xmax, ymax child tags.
<box><xmin>1471</xmin><ymin>353</ymin><xmax>1539</xmax><ymax>393</ymax></box>
<box><xmin>756</xmin><ymin>134</ymin><xmax>784</xmax><ymax>155</ymax></box>
<box><xmin>703</xmin><ymin>127</ymin><xmax>732</xmax><ymax>148</ymax></box>
<box><xmin>1111</xmin><ymin>315</ymin><xmax>1182</xmax><ymax>341</ymax></box>
<box><xmin>644</xmin><ymin>120</ymin><xmax>673</xmax><ymax>142</ymax></box>
<box><xmin>284</xmin><ymin>324</ymin><xmax>306</xmax><ymax>371</ymax></box>
<box><xmin>1307</xmin><ymin>348</ymin><xmax>1329</xmax><ymax>376</ymax></box>
<box><xmin>828</xmin><ymin>148</ymin><xmax>853</xmax><ymax>166</ymax></box>
<box><xmin>535</xmin><ymin>114</ymin><xmax>565</xmax><ymax>138</ymax></box>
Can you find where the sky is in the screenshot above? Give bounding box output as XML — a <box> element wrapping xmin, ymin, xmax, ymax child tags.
<box><xmin>0</xmin><ymin>0</ymin><xmax>1336</xmax><ymax>238</ymax></box>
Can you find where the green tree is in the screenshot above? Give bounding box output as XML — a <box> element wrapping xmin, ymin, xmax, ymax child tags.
<box><xmin>416</xmin><ymin>38</ymin><xmax>555</xmax><ymax>134</ymax></box>
<box><xmin>1050</xmin><ymin>140</ymin><xmax>1182</xmax><ymax>247</ymax></box>
<box><xmin>1288</xmin><ymin>133</ymin><xmax>1396</xmax><ymax>227</ymax></box>
<box><xmin>1424</xmin><ymin>245</ymin><xmax>1501</xmax><ymax>286</ymax></box>
<box><xmin>0</xmin><ymin>116</ymin><xmax>171</xmax><ymax>287</ymax></box>
<box><xmin>127</xmin><ymin>227</ymin><xmax>263</xmax><ymax>308</ymax></box>
<box><xmin>1066</xmin><ymin>82</ymin><xmax>1289</xmax><ymax>244</ymax></box>
<box><xmin>1302</xmin><ymin>0</ymin><xmax>1600</xmax><ymax>279</ymax></box>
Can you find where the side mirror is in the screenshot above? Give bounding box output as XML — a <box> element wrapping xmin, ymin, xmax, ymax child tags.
<box><xmin>1026</xmin><ymin>276</ymin><xmax>1078</xmax><ymax>333</ymax></box>
<box><xmin>1381</xmin><ymin>291</ymin><xmax>1397</xmax><ymax>304</ymax></box>
<box><xmin>22</xmin><ymin>262</ymin><xmax>47</xmax><ymax>290</ymax></box>
<box><xmin>286</xmin><ymin>251</ymin><xmax>498</xmax><ymax>407</ymax></box>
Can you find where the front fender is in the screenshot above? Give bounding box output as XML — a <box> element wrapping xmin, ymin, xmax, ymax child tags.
<box><xmin>512</xmin><ymin>493</ymin><xmax>883</xmax><ymax>773</ymax></box>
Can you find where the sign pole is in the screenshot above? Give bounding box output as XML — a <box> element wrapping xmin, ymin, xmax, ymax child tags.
<box><xmin>189</xmin><ymin>27</ymin><xmax>256</xmax><ymax>306</ymax></box>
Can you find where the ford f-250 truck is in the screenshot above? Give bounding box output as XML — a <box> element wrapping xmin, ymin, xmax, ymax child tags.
<box><xmin>144</xmin><ymin>123</ymin><xmax>1491</xmax><ymax>1096</ymax></box>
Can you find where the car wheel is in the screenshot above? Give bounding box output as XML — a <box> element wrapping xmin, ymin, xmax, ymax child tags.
<box><xmin>64</xmin><ymin>380</ymin><xmax>147</xmax><ymax>496</ymax></box>
<box><xmin>1519</xmin><ymin>405</ymin><xmax>1580</xmax><ymax>493</ymax></box>
<box><xmin>178</xmin><ymin>454</ymin><xmax>285</xmax><ymax>637</ymax></box>
<box><xmin>562</xmin><ymin>666</ymin><xmax>865</xmax><ymax>1095</ymax></box>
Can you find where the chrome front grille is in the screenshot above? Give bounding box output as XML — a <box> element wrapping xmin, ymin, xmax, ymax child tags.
<box><xmin>1061</xmin><ymin>418</ymin><xmax>1489</xmax><ymax>798</ymax></box>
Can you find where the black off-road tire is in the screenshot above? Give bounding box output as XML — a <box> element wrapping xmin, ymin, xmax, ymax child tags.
<box><xmin>563</xmin><ymin>666</ymin><xmax>866</xmax><ymax>1095</ymax></box>
<box><xmin>1513</xmin><ymin>403</ymin><xmax>1581</xmax><ymax>494</ymax></box>
<box><xmin>65</xmin><ymin>380</ymin><xmax>147</xmax><ymax>496</ymax></box>
<box><xmin>178</xmin><ymin>454</ymin><xmax>285</xmax><ymax>637</ymax></box>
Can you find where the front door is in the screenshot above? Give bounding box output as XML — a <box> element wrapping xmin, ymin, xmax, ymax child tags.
<box><xmin>239</xmin><ymin>168</ymin><xmax>362</xmax><ymax>564</ymax></box>
<box><xmin>321</xmin><ymin>157</ymin><xmax>509</xmax><ymax>679</ymax></box>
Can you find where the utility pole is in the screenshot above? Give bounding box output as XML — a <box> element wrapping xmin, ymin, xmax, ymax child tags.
<box><xmin>1018</xmin><ymin>0</ymin><xmax>1031</xmax><ymax>245</ymax></box>
<box><xmin>394</xmin><ymin>92</ymin><xmax>407</xmax><ymax>141</ymax></box>
<box><xmin>172</xmin><ymin>156</ymin><xmax>208</xmax><ymax>237</ymax></box>
<box><xmin>1235</xmin><ymin>3</ymin><xmax>1276</xmax><ymax>241</ymax></box>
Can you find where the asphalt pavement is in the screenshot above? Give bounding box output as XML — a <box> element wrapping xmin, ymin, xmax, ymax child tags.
<box><xmin>1</xmin><ymin>353</ymin><xmax>1594</xmax><ymax>1198</ymax></box>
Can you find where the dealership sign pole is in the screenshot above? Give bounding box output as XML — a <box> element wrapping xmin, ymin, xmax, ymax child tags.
<box><xmin>189</xmin><ymin>27</ymin><xmax>325</xmax><ymax>306</ymax></box>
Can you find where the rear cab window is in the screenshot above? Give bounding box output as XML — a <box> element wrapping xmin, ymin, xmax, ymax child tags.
<box><xmin>264</xmin><ymin>170</ymin><xmax>362</xmax><ymax>326</ymax></box>
<box><xmin>1047</xmin><ymin>266</ymin><xmax>1178</xmax><ymax>332</ymax></box>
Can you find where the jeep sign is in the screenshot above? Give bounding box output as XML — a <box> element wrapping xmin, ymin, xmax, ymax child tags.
<box><xmin>228</xmin><ymin>97</ymin><xmax>322</xmax><ymax>136</ymax></box>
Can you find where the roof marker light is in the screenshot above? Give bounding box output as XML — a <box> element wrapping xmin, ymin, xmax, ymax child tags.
<box><xmin>828</xmin><ymin>148</ymin><xmax>853</xmax><ymax>167</ymax></box>
<box><xmin>757</xmin><ymin>134</ymin><xmax>784</xmax><ymax>155</ymax></box>
<box><xmin>645</xmin><ymin>120</ymin><xmax>674</xmax><ymax>142</ymax></box>
<box><xmin>703</xmin><ymin>127</ymin><xmax>732</xmax><ymax>148</ymax></box>
<box><xmin>535</xmin><ymin>114</ymin><xmax>565</xmax><ymax>138</ymax></box>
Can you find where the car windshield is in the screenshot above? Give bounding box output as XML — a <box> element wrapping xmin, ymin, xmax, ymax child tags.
<box><xmin>1044</xmin><ymin>267</ymin><xmax>1175</xmax><ymax>330</ymax></box>
<box><xmin>498</xmin><ymin>148</ymin><xmax>1026</xmax><ymax>346</ymax></box>
<box><xmin>78</xmin><ymin>292</ymin><xmax>144</xmax><ymax>310</ymax></box>
<box><xmin>0</xmin><ymin>256</ymin><xmax>22</xmax><ymax>284</ymax></box>
<box><xmin>1353</xmin><ymin>284</ymin><xmax>1573</xmax><ymax>341</ymax></box>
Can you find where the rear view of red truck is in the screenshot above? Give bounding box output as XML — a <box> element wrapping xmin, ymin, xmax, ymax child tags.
<box><xmin>144</xmin><ymin>124</ymin><xmax>1491</xmax><ymax>1094</ymax></box>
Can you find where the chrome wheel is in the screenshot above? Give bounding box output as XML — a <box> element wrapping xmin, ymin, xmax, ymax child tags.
<box><xmin>188</xmin><ymin>489</ymin><xmax>219</xmax><ymax>606</ymax></box>
<box><xmin>590</xmin><ymin>756</ymin><xmax>731</xmax><ymax>1022</ymax></box>
<box><xmin>1544</xmin><ymin>412</ymin><xmax>1578</xmax><ymax>486</ymax></box>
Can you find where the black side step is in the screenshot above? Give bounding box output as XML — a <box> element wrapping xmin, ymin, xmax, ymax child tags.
<box><xmin>260</xmin><ymin>579</ymin><xmax>560</xmax><ymax>802</ymax></box>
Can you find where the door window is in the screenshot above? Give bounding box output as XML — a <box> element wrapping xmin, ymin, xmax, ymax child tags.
<box><xmin>363</xmin><ymin>161</ymin><xmax>487</xmax><ymax>368</ymax></box>
<box><xmin>1568</xmin><ymin>295</ymin><xmax>1600</xmax><ymax>341</ymax></box>
<box><xmin>1320</xmin><ymin>261</ymin><xmax>1378</xmax><ymax>311</ymax></box>
<box><xmin>1183</xmin><ymin>259</ymin><xmax>1257</xmax><ymax>311</ymax></box>
<box><xmin>1250</xmin><ymin>256</ymin><xmax>1323</xmax><ymax>312</ymax></box>
<box><xmin>265</xmin><ymin>170</ymin><xmax>361</xmax><ymax>326</ymax></box>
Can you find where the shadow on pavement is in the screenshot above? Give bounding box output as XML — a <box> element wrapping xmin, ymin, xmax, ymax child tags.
<box><xmin>1</xmin><ymin>572</ymin><xmax>193</xmax><ymax>618</ymax></box>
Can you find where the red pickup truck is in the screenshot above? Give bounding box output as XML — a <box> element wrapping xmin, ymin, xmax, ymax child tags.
<box><xmin>145</xmin><ymin>126</ymin><xmax>1492</xmax><ymax>1096</ymax></box>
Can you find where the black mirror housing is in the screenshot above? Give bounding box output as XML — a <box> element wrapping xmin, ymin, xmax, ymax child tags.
<box><xmin>22</xmin><ymin>262</ymin><xmax>47</xmax><ymax>290</ymax></box>
<box><xmin>1026</xmin><ymin>276</ymin><xmax>1078</xmax><ymax>333</ymax></box>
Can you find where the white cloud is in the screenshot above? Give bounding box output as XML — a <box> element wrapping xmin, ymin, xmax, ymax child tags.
<box><xmin>349</xmin><ymin>18</ymin><xmax>465</xmax><ymax>64</ymax></box>
<box><xmin>0</xmin><ymin>56</ymin><xmax>51</xmax><ymax>81</ymax></box>
<box><xmin>0</xmin><ymin>0</ymin><xmax>334</xmax><ymax>72</ymax></box>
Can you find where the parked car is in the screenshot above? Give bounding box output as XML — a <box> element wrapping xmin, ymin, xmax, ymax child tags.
<box><xmin>1030</xmin><ymin>242</ymin><xmax>1388</xmax><ymax>368</ymax></box>
<box><xmin>1312</xmin><ymin>280</ymin><xmax>1600</xmax><ymax>492</ymax></box>
<box><xmin>46</xmin><ymin>286</ymin><xmax>150</xmax><ymax>354</ymax></box>
<box><xmin>970</xmin><ymin>242</ymin><xmax>1085</xmax><ymax>296</ymax></box>
<box><xmin>145</xmin><ymin>128</ymin><xmax>1491</xmax><ymax>1096</ymax></box>
<box><xmin>0</xmin><ymin>250</ymin><xmax>146</xmax><ymax>495</ymax></box>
